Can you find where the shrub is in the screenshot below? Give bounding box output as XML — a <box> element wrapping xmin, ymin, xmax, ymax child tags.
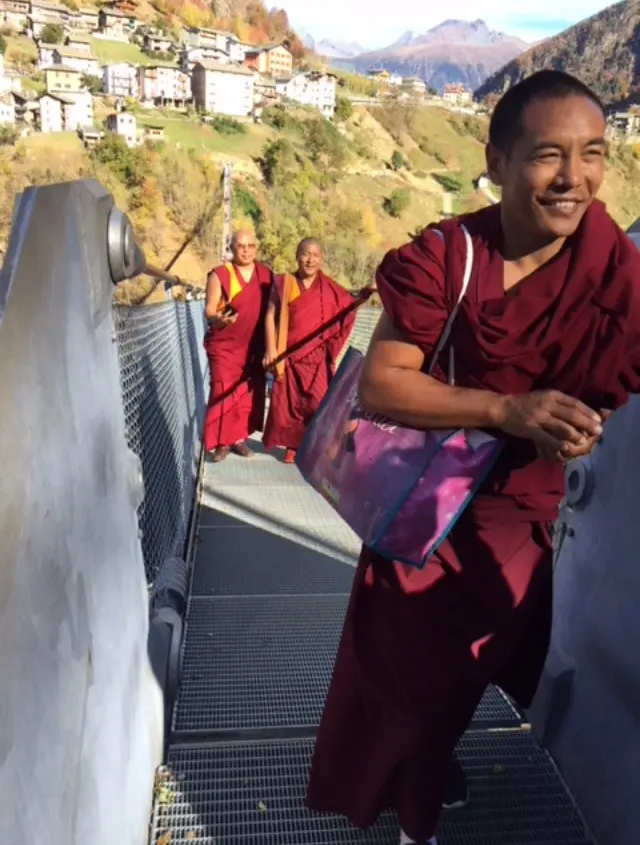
<box><xmin>334</xmin><ymin>95</ymin><xmax>353</xmax><ymax>122</ymax></box>
<box><xmin>391</xmin><ymin>149</ymin><xmax>404</xmax><ymax>170</ymax></box>
<box><xmin>383</xmin><ymin>188</ymin><xmax>411</xmax><ymax>218</ymax></box>
<box><xmin>210</xmin><ymin>114</ymin><xmax>245</xmax><ymax>135</ymax></box>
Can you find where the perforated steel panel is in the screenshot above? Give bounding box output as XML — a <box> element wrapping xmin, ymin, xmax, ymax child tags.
<box><xmin>191</xmin><ymin>526</ymin><xmax>356</xmax><ymax>596</ymax></box>
<box><xmin>173</xmin><ymin>596</ymin><xmax>520</xmax><ymax>735</ymax></box>
<box><xmin>200</xmin><ymin>482</ymin><xmax>362</xmax><ymax>563</ymax></box>
<box><xmin>151</xmin><ymin>733</ymin><xmax>595</xmax><ymax>845</ymax></box>
<box><xmin>114</xmin><ymin>300</ymin><xmax>208</xmax><ymax>582</ymax></box>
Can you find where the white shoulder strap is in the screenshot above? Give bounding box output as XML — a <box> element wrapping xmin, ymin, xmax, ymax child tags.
<box><xmin>427</xmin><ymin>224</ymin><xmax>473</xmax><ymax>381</ymax></box>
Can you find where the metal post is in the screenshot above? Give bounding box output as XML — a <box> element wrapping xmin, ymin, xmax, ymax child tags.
<box><xmin>221</xmin><ymin>162</ymin><xmax>233</xmax><ymax>262</ymax></box>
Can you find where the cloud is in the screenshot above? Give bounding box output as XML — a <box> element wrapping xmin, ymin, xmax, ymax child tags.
<box><xmin>281</xmin><ymin>1</ymin><xmax>612</xmax><ymax>49</ymax></box>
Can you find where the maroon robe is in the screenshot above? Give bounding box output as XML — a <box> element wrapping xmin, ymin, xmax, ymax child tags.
<box><xmin>263</xmin><ymin>271</ymin><xmax>357</xmax><ymax>451</ymax></box>
<box><xmin>306</xmin><ymin>201</ymin><xmax>640</xmax><ymax>841</ymax></box>
<box><xmin>203</xmin><ymin>261</ymin><xmax>272</xmax><ymax>451</ymax></box>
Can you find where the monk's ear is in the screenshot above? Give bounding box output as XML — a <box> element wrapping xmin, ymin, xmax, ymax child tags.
<box><xmin>485</xmin><ymin>143</ymin><xmax>505</xmax><ymax>187</ymax></box>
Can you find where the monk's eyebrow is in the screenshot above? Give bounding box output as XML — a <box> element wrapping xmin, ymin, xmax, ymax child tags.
<box><xmin>529</xmin><ymin>137</ymin><xmax>606</xmax><ymax>153</ymax></box>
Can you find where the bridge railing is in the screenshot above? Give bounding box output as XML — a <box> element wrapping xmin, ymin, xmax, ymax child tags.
<box><xmin>114</xmin><ymin>300</ymin><xmax>208</xmax><ymax>586</ymax></box>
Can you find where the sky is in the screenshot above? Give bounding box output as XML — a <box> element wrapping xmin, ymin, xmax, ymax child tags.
<box><xmin>281</xmin><ymin>0</ymin><xmax>615</xmax><ymax>49</ymax></box>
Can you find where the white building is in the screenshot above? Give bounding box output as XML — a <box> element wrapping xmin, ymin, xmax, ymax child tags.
<box><xmin>138</xmin><ymin>63</ymin><xmax>190</xmax><ymax>106</ymax></box>
<box><xmin>65</xmin><ymin>31</ymin><xmax>93</xmax><ymax>53</ymax></box>
<box><xmin>1</xmin><ymin>0</ymin><xmax>30</xmax><ymax>29</ymax></box>
<box><xmin>38</xmin><ymin>89</ymin><xmax>93</xmax><ymax>132</ymax></box>
<box><xmin>181</xmin><ymin>27</ymin><xmax>246</xmax><ymax>63</ymax></box>
<box><xmin>443</xmin><ymin>83</ymin><xmax>472</xmax><ymax>105</ymax></box>
<box><xmin>73</xmin><ymin>6</ymin><xmax>99</xmax><ymax>31</ymax></box>
<box><xmin>37</xmin><ymin>43</ymin><xmax>56</xmax><ymax>70</ymax></box>
<box><xmin>227</xmin><ymin>35</ymin><xmax>246</xmax><ymax>63</ymax></box>
<box><xmin>103</xmin><ymin>62</ymin><xmax>139</xmax><ymax>97</ymax></box>
<box><xmin>276</xmin><ymin>71</ymin><xmax>337</xmax><ymax>118</ymax></box>
<box><xmin>0</xmin><ymin>53</ymin><xmax>20</xmax><ymax>95</ymax></box>
<box><xmin>178</xmin><ymin>45</ymin><xmax>228</xmax><ymax>73</ymax></box>
<box><xmin>52</xmin><ymin>47</ymin><xmax>100</xmax><ymax>76</ymax></box>
<box><xmin>143</xmin><ymin>32</ymin><xmax>176</xmax><ymax>54</ymax></box>
<box><xmin>0</xmin><ymin>93</ymin><xmax>15</xmax><ymax>125</ymax></box>
<box><xmin>106</xmin><ymin>110</ymin><xmax>137</xmax><ymax>146</ymax></box>
<box><xmin>402</xmin><ymin>76</ymin><xmax>427</xmax><ymax>95</ymax></box>
<box><xmin>191</xmin><ymin>60</ymin><xmax>254</xmax><ymax>117</ymax></box>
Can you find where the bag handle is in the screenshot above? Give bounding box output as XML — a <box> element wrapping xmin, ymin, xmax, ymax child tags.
<box><xmin>427</xmin><ymin>224</ymin><xmax>473</xmax><ymax>385</ymax></box>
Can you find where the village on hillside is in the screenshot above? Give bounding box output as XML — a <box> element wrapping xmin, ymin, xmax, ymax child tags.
<box><xmin>0</xmin><ymin>0</ymin><xmax>483</xmax><ymax>148</ymax></box>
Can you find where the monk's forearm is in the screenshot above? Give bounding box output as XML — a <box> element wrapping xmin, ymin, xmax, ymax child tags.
<box><xmin>358</xmin><ymin>367</ymin><xmax>506</xmax><ymax>430</ymax></box>
<box><xmin>265</xmin><ymin>309</ymin><xmax>276</xmax><ymax>353</ymax></box>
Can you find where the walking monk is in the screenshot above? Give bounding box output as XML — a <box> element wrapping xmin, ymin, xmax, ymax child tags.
<box><xmin>306</xmin><ymin>71</ymin><xmax>640</xmax><ymax>844</ymax></box>
<box><xmin>203</xmin><ymin>230</ymin><xmax>272</xmax><ymax>462</ymax></box>
<box><xmin>262</xmin><ymin>238</ymin><xmax>359</xmax><ymax>463</ymax></box>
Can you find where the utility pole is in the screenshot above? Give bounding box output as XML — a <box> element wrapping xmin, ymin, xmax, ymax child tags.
<box><xmin>221</xmin><ymin>161</ymin><xmax>233</xmax><ymax>261</ymax></box>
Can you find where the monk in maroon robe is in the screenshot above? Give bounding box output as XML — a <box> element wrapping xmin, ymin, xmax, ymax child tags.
<box><xmin>307</xmin><ymin>71</ymin><xmax>640</xmax><ymax>845</ymax></box>
<box><xmin>262</xmin><ymin>238</ymin><xmax>358</xmax><ymax>464</ymax></box>
<box><xmin>203</xmin><ymin>230</ymin><xmax>272</xmax><ymax>462</ymax></box>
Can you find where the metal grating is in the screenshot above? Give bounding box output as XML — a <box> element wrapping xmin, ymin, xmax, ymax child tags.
<box><xmin>340</xmin><ymin>305</ymin><xmax>382</xmax><ymax>361</ymax></box>
<box><xmin>192</xmin><ymin>526</ymin><xmax>356</xmax><ymax>596</ymax></box>
<box><xmin>204</xmin><ymin>457</ymin><xmax>310</xmax><ymax>486</ymax></box>
<box><xmin>114</xmin><ymin>300</ymin><xmax>208</xmax><ymax>583</ymax></box>
<box><xmin>173</xmin><ymin>595</ymin><xmax>347</xmax><ymax>733</ymax></box>
<box><xmin>173</xmin><ymin>596</ymin><xmax>520</xmax><ymax>734</ymax></box>
<box><xmin>151</xmin><ymin>733</ymin><xmax>595</xmax><ymax>845</ymax></box>
<box><xmin>199</xmin><ymin>482</ymin><xmax>362</xmax><ymax>564</ymax></box>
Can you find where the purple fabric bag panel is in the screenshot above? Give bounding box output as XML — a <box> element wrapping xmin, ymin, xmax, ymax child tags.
<box><xmin>295</xmin><ymin>223</ymin><xmax>503</xmax><ymax>568</ymax></box>
<box><xmin>295</xmin><ymin>348</ymin><xmax>502</xmax><ymax>568</ymax></box>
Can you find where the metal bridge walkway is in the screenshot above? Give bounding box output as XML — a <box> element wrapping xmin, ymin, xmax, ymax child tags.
<box><xmin>150</xmin><ymin>437</ymin><xmax>595</xmax><ymax>845</ymax></box>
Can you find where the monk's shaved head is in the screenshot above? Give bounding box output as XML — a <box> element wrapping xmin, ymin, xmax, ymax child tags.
<box><xmin>297</xmin><ymin>237</ymin><xmax>323</xmax><ymax>258</ymax></box>
<box><xmin>231</xmin><ymin>229</ymin><xmax>257</xmax><ymax>249</ymax></box>
<box><xmin>489</xmin><ymin>70</ymin><xmax>605</xmax><ymax>154</ymax></box>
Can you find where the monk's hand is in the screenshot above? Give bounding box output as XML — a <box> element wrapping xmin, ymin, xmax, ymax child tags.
<box><xmin>209</xmin><ymin>312</ymin><xmax>236</xmax><ymax>330</ymax></box>
<box><xmin>551</xmin><ymin>407</ymin><xmax>614</xmax><ymax>462</ymax></box>
<box><xmin>535</xmin><ymin>435</ymin><xmax>594</xmax><ymax>464</ymax></box>
<box><xmin>263</xmin><ymin>348</ymin><xmax>277</xmax><ymax>370</ymax></box>
<box><xmin>498</xmin><ymin>390</ymin><xmax>603</xmax><ymax>456</ymax></box>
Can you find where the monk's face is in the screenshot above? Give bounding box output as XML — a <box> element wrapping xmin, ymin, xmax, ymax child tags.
<box><xmin>232</xmin><ymin>233</ymin><xmax>257</xmax><ymax>266</ymax></box>
<box><xmin>297</xmin><ymin>244</ymin><xmax>323</xmax><ymax>278</ymax></box>
<box><xmin>487</xmin><ymin>95</ymin><xmax>607</xmax><ymax>243</ymax></box>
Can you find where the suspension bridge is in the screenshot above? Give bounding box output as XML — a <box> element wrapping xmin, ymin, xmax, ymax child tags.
<box><xmin>1</xmin><ymin>179</ymin><xmax>638</xmax><ymax>845</ymax></box>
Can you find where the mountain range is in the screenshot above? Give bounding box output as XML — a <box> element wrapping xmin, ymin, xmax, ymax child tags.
<box><xmin>307</xmin><ymin>19</ymin><xmax>529</xmax><ymax>92</ymax></box>
<box><xmin>475</xmin><ymin>0</ymin><xmax>640</xmax><ymax>106</ymax></box>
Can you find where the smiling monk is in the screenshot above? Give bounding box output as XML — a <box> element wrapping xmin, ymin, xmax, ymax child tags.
<box><xmin>306</xmin><ymin>71</ymin><xmax>640</xmax><ymax>845</ymax></box>
<box><xmin>263</xmin><ymin>238</ymin><xmax>360</xmax><ymax>463</ymax></box>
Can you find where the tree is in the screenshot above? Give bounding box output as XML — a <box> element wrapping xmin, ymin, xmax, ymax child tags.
<box><xmin>0</xmin><ymin>35</ymin><xmax>6</xmax><ymax>56</ymax></box>
<box><xmin>334</xmin><ymin>95</ymin><xmax>353</xmax><ymax>122</ymax></box>
<box><xmin>383</xmin><ymin>188</ymin><xmax>411</xmax><ymax>218</ymax></box>
<box><xmin>40</xmin><ymin>23</ymin><xmax>64</xmax><ymax>44</ymax></box>
<box><xmin>81</xmin><ymin>73</ymin><xmax>102</xmax><ymax>94</ymax></box>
